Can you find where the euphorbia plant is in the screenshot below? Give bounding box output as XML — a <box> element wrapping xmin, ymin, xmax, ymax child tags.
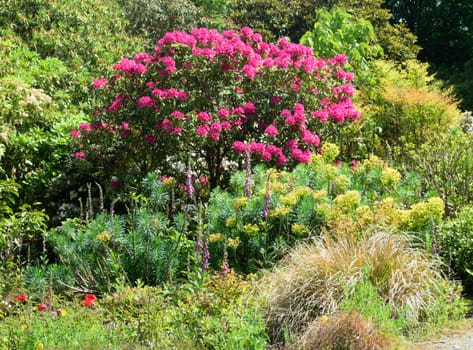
<box><xmin>72</xmin><ymin>27</ymin><xmax>360</xmax><ymax>190</ymax></box>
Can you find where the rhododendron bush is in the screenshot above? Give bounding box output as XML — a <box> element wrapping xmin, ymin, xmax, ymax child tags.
<box><xmin>72</xmin><ymin>27</ymin><xmax>360</xmax><ymax>189</ymax></box>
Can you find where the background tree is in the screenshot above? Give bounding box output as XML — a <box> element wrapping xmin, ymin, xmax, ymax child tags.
<box><xmin>230</xmin><ymin>0</ymin><xmax>418</xmax><ymax>62</ymax></box>
<box><xmin>384</xmin><ymin>0</ymin><xmax>473</xmax><ymax>110</ymax></box>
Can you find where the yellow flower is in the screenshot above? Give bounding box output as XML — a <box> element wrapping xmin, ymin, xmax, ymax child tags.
<box><xmin>333</xmin><ymin>174</ymin><xmax>351</xmax><ymax>192</ymax></box>
<box><xmin>225</xmin><ymin>217</ymin><xmax>237</xmax><ymax>228</ymax></box>
<box><xmin>311</xmin><ymin>189</ymin><xmax>327</xmax><ymax>201</ymax></box>
<box><xmin>233</xmin><ymin>197</ymin><xmax>249</xmax><ymax>210</ymax></box>
<box><xmin>291</xmin><ymin>223</ymin><xmax>308</xmax><ymax>236</ymax></box>
<box><xmin>243</xmin><ymin>224</ymin><xmax>259</xmax><ymax>236</ymax></box>
<box><xmin>381</xmin><ymin>167</ymin><xmax>402</xmax><ymax>188</ymax></box>
<box><xmin>59</xmin><ymin>309</ymin><xmax>68</xmax><ymax>316</ymax></box>
<box><xmin>320</xmin><ymin>315</ymin><xmax>329</xmax><ymax>323</ymax></box>
<box><xmin>227</xmin><ymin>237</ymin><xmax>241</xmax><ymax>250</ymax></box>
<box><xmin>334</xmin><ymin>190</ymin><xmax>361</xmax><ymax>213</ymax></box>
<box><xmin>37</xmin><ymin>343</ymin><xmax>44</xmax><ymax>350</ymax></box>
<box><xmin>21</xmin><ymin>324</ymin><xmax>28</xmax><ymax>330</ymax></box>
<box><xmin>209</xmin><ymin>233</ymin><xmax>225</xmax><ymax>244</ymax></box>
<box><xmin>321</xmin><ymin>142</ymin><xmax>340</xmax><ymax>163</ymax></box>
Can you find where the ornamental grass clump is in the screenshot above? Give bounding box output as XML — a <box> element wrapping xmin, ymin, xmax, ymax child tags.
<box><xmin>260</xmin><ymin>227</ymin><xmax>465</xmax><ymax>343</ymax></box>
<box><xmin>72</xmin><ymin>27</ymin><xmax>360</xmax><ymax>190</ymax></box>
<box><xmin>286</xmin><ymin>311</ymin><xmax>391</xmax><ymax>350</ymax></box>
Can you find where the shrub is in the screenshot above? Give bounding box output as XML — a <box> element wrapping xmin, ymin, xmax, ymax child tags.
<box><xmin>300</xmin><ymin>7</ymin><xmax>383</xmax><ymax>86</ymax></box>
<box><xmin>259</xmin><ymin>227</ymin><xmax>465</xmax><ymax>343</ymax></box>
<box><xmin>47</xmin><ymin>174</ymin><xmax>195</xmax><ymax>292</ymax></box>
<box><xmin>72</xmin><ymin>27</ymin><xmax>359</xmax><ymax>192</ymax></box>
<box><xmin>440</xmin><ymin>206</ymin><xmax>473</xmax><ymax>291</ymax></box>
<box><xmin>360</xmin><ymin>60</ymin><xmax>463</xmax><ymax>163</ymax></box>
<box><xmin>410</xmin><ymin>129</ymin><xmax>473</xmax><ymax>216</ymax></box>
<box><xmin>120</xmin><ymin>0</ymin><xmax>212</xmax><ymax>50</ymax></box>
<box><xmin>287</xmin><ymin>311</ymin><xmax>391</xmax><ymax>350</ymax></box>
<box><xmin>206</xmin><ymin>146</ymin><xmax>446</xmax><ymax>272</ymax></box>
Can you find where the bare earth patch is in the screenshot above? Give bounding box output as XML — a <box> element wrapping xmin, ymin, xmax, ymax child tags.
<box><xmin>412</xmin><ymin>320</ymin><xmax>473</xmax><ymax>350</ymax></box>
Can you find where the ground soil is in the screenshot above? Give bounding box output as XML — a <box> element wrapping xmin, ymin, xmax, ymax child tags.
<box><xmin>411</xmin><ymin>319</ymin><xmax>473</xmax><ymax>350</ymax></box>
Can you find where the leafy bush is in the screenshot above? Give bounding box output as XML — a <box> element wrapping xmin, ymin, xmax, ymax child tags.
<box><xmin>73</xmin><ymin>27</ymin><xmax>359</xmax><ymax>192</ymax></box>
<box><xmin>0</xmin><ymin>0</ymin><xmax>144</xmax><ymax>75</ymax></box>
<box><xmin>47</xmin><ymin>174</ymin><xmax>195</xmax><ymax>292</ymax></box>
<box><xmin>120</xmin><ymin>0</ymin><xmax>212</xmax><ymax>50</ymax></box>
<box><xmin>410</xmin><ymin>129</ymin><xmax>473</xmax><ymax>216</ymax></box>
<box><xmin>259</xmin><ymin>228</ymin><xmax>465</xmax><ymax>343</ymax></box>
<box><xmin>360</xmin><ymin>60</ymin><xmax>463</xmax><ymax>163</ymax></box>
<box><xmin>1</xmin><ymin>272</ymin><xmax>268</xmax><ymax>349</ymax></box>
<box><xmin>300</xmin><ymin>7</ymin><xmax>383</xmax><ymax>86</ymax></box>
<box><xmin>440</xmin><ymin>206</ymin><xmax>473</xmax><ymax>291</ymax></box>
<box><xmin>206</xmin><ymin>145</ymin><xmax>445</xmax><ymax>272</ymax></box>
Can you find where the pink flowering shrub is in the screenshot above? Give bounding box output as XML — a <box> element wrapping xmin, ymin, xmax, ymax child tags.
<box><xmin>72</xmin><ymin>27</ymin><xmax>360</xmax><ymax>189</ymax></box>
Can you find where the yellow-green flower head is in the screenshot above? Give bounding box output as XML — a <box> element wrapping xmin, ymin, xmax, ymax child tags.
<box><xmin>243</xmin><ymin>223</ymin><xmax>260</xmax><ymax>236</ymax></box>
<box><xmin>334</xmin><ymin>174</ymin><xmax>351</xmax><ymax>192</ymax></box>
<box><xmin>311</xmin><ymin>189</ymin><xmax>328</xmax><ymax>201</ymax></box>
<box><xmin>280</xmin><ymin>193</ymin><xmax>298</xmax><ymax>206</ymax></box>
<box><xmin>381</xmin><ymin>167</ymin><xmax>402</xmax><ymax>188</ymax></box>
<box><xmin>225</xmin><ymin>217</ymin><xmax>237</xmax><ymax>228</ymax></box>
<box><xmin>334</xmin><ymin>190</ymin><xmax>362</xmax><ymax>213</ymax></box>
<box><xmin>362</xmin><ymin>154</ymin><xmax>386</xmax><ymax>170</ymax></box>
<box><xmin>355</xmin><ymin>205</ymin><xmax>374</xmax><ymax>225</ymax></box>
<box><xmin>406</xmin><ymin>197</ymin><xmax>444</xmax><ymax>230</ymax></box>
<box><xmin>233</xmin><ymin>197</ymin><xmax>249</xmax><ymax>210</ymax></box>
<box><xmin>209</xmin><ymin>233</ymin><xmax>225</xmax><ymax>244</ymax></box>
<box><xmin>269</xmin><ymin>205</ymin><xmax>291</xmax><ymax>218</ymax></box>
<box><xmin>227</xmin><ymin>237</ymin><xmax>241</xmax><ymax>249</ymax></box>
<box><xmin>321</xmin><ymin>142</ymin><xmax>340</xmax><ymax>163</ymax></box>
<box><xmin>96</xmin><ymin>229</ymin><xmax>112</xmax><ymax>243</ymax></box>
<box><xmin>321</xmin><ymin>163</ymin><xmax>338</xmax><ymax>181</ymax></box>
<box><xmin>291</xmin><ymin>223</ymin><xmax>308</xmax><ymax>236</ymax></box>
<box><xmin>161</xmin><ymin>176</ymin><xmax>176</xmax><ymax>187</ymax></box>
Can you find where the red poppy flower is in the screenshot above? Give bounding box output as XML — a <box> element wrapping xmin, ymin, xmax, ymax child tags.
<box><xmin>16</xmin><ymin>294</ymin><xmax>28</xmax><ymax>302</ymax></box>
<box><xmin>37</xmin><ymin>303</ymin><xmax>48</xmax><ymax>311</ymax></box>
<box><xmin>82</xmin><ymin>294</ymin><xmax>97</xmax><ymax>307</ymax></box>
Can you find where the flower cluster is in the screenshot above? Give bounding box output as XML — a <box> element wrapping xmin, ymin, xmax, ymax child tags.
<box><xmin>72</xmin><ymin>27</ymin><xmax>360</xmax><ymax>188</ymax></box>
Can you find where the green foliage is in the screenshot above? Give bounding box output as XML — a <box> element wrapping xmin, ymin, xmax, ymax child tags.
<box><xmin>47</xmin><ymin>176</ymin><xmax>195</xmax><ymax>293</ymax></box>
<box><xmin>230</xmin><ymin>0</ymin><xmax>418</xmax><ymax>62</ymax></box>
<box><xmin>440</xmin><ymin>206</ymin><xmax>473</xmax><ymax>291</ymax></box>
<box><xmin>0</xmin><ymin>0</ymin><xmax>144</xmax><ymax>75</ymax></box>
<box><xmin>356</xmin><ymin>60</ymin><xmax>463</xmax><ymax>163</ymax></box>
<box><xmin>206</xmin><ymin>148</ymin><xmax>445</xmax><ymax>272</ymax></box>
<box><xmin>119</xmin><ymin>0</ymin><xmax>211</xmax><ymax>50</ymax></box>
<box><xmin>0</xmin><ymin>272</ymin><xmax>268</xmax><ymax>349</ymax></box>
<box><xmin>300</xmin><ymin>7</ymin><xmax>383</xmax><ymax>85</ymax></box>
<box><xmin>410</xmin><ymin>129</ymin><xmax>473</xmax><ymax>217</ymax></box>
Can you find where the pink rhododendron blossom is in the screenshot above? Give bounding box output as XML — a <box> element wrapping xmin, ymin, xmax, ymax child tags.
<box><xmin>134</xmin><ymin>52</ymin><xmax>153</xmax><ymax>63</ymax></box>
<box><xmin>75</xmin><ymin>151</ymin><xmax>86</xmax><ymax>159</ymax></box>
<box><xmin>261</xmin><ymin>151</ymin><xmax>272</xmax><ymax>161</ymax></box>
<box><xmin>145</xmin><ymin>135</ymin><xmax>157</xmax><ymax>144</ymax></box>
<box><xmin>108</xmin><ymin>100</ymin><xmax>123</xmax><ymax>112</ymax></box>
<box><xmin>113</xmin><ymin>58</ymin><xmax>146</xmax><ymax>75</ymax></box>
<box><xmin>137</xmin><ymin>96</ymin><xmax>155</xmax><ymax>108</ymax></box>
<box><xmin>232</xmin><ymin>141</ymin><xmax>248</xmax><ymax>153</ymax></box>
<box><xmin>92</xmin><ymin>78</ymin><xmax>108</xmax><ymax>89</ymax></box>
<box><xmin>218</xmin><ymin>108</ymin><xmax>229</xmax><ymax>119</ymax></box>
<box><xmin>264</xmin><ymin>125</ymin><xmax>278</xmax><ymax>137</ymax></box>
<box><xmin>197</xmin><ymin>111</ymin><xmax>212</xmax><ymax>122</ymax></box>
<box><xmin>221</xmin><ymin>121</ymin><xmax>231</xmax><ymax>130</ymax></box>
<box><xmin>70</xmin><ymin>130</ymin><xmax>80</xmax><ymax>138</ymax></box>
<box><xmin>250</xmin><ymin>142</ymin><xmax>265</xmax><ymax>153</ymax></box>
<box><xmin>170</xmin><ymin>111</ymin><xmax>186</xmax><ymax>119</ymax></box>
<box><xmin>196</xmin><ymin>125</ymin><xmax>209</xmax><ymax>136</ymax></box>
<box><xmin>270</xmin><ymin>96</ymin><xmax>282</xmax><ymax>104</ymax></box>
